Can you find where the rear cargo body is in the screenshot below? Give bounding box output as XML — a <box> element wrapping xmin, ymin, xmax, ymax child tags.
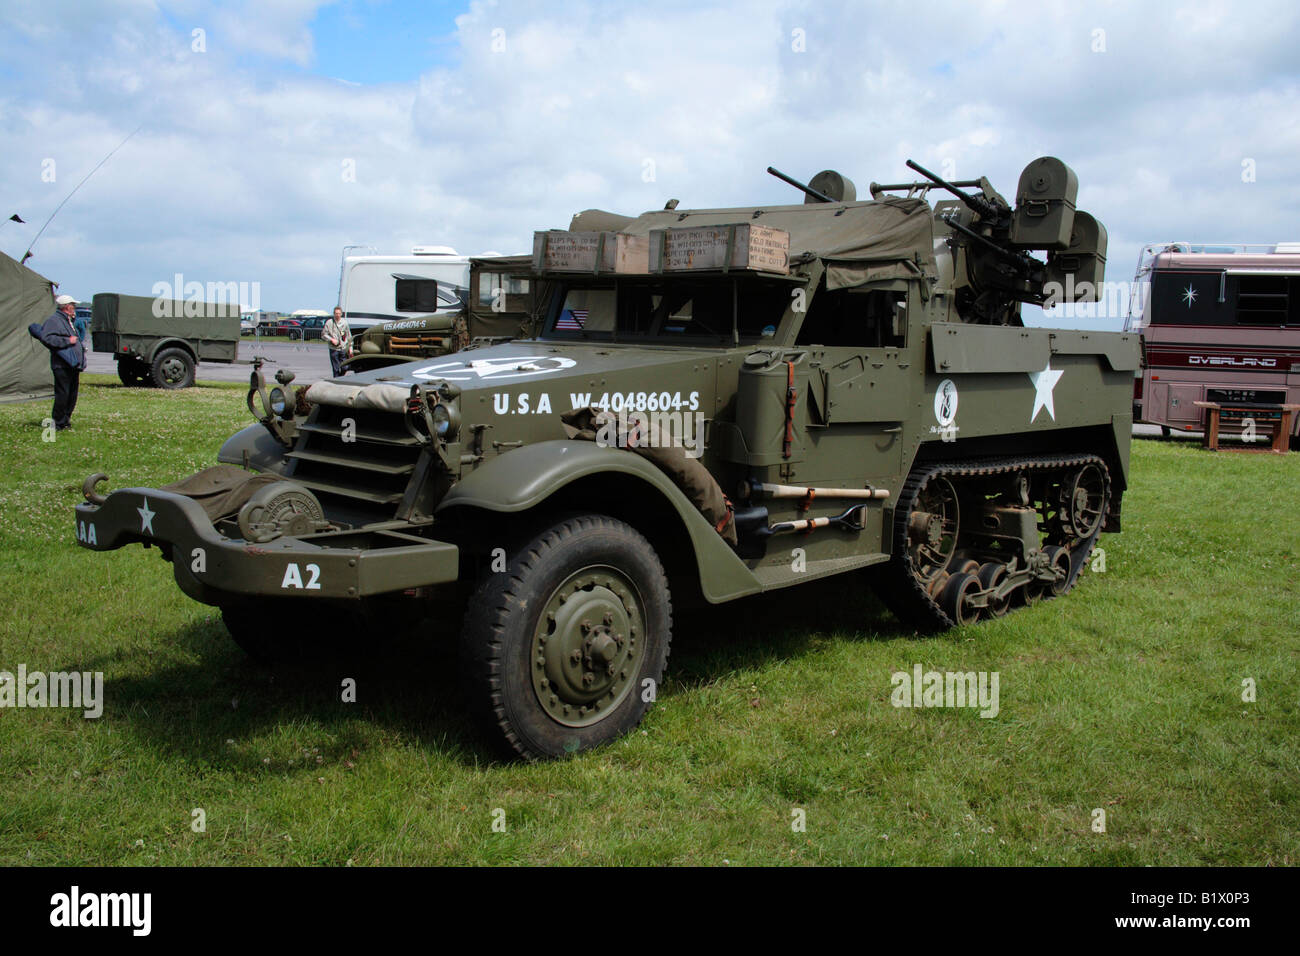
<box><xmin>92</xmin><ymin>292</ymin><xmax>239</xmax><ymax>362</ymax></box>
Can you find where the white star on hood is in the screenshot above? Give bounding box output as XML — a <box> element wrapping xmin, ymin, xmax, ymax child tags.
<box><xmin>1028</xmin><ymin>362</ymin><xmax>1064</xmax><ymax>423</ymax></box>
<box><xmin>138</xmin><ymin>497</ymin><xmax>156</xmax><ymax>535</ymax></box>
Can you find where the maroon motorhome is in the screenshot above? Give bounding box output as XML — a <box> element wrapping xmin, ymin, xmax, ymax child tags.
<box><xmin>1127</xmin><ymin>242</ymin><xmax>1300</xmax><ymax>445</ymax></box>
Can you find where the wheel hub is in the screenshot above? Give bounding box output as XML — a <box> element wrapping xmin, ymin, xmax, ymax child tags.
<box><xmin>533</xmin><ymin>570</ymin><xmax>642</xmax><ymax>728</ymax></box>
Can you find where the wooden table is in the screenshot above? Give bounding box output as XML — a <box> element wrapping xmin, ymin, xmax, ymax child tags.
<box><xmin>1194</xmin><ymin>401</ymin><xmax>1298</xmax><ymax>453</ymax></box>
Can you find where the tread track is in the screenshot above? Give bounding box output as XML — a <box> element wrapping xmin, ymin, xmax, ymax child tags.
<box><xmin>877</xmin><ymin>453</ymin><xmax>1111</xmax><ymax>632</ymax></box>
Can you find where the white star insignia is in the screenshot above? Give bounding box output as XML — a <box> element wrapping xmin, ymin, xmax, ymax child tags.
<box><xmin>1181</xmin><ymin>284</ymin><xmax>1198</xmax><ymax>307</ymax></box>
<box><xmin>138</xmin><ymin>497</ymin><xmax>156</xmax><ymax>535</ymax></box>
<box><xmin>1028</xmin><ymin>362</ymin><xmax>1064</xmax><ymax>423</ymax></box>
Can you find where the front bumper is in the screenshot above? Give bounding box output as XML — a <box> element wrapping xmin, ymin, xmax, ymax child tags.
<box><xmin>75</xmin><ymin>488</ymin><xmax>460</xmax><ymax>606</ymax></box>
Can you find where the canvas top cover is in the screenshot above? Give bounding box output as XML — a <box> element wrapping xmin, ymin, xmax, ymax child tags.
<box><xmin>569</xmin><ymin>196</ymin><xmax>936</xmax><ymax>290</ymax></box>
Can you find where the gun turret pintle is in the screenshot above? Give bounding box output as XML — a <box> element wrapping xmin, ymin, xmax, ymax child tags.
<box><xmin>905</xmin><ymin>159</ymin><xmax>1002</xmax><ymax>220</ymax></box>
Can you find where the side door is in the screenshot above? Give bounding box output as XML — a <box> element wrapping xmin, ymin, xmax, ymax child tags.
<box><xmin>795</xmin><ymin>279</ymin><xmax>917</xmax><ymax>481</ymax></box>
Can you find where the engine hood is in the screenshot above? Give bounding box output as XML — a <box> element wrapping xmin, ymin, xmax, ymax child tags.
<box><xmin>348</xmin><ymin>340</ymin><xmax>727</xmax><ymax>392</ymax></box>
<box><xmin>345</xmin><ymin>340</ymin><xmax>732</xmax><ymax>444</ymax></box>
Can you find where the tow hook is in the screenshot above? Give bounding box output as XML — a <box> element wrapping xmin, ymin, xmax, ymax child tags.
<box><xmin>82</xmin><ymin>473</ymin><xmax>109</xmax><ymax>505</ymax></box>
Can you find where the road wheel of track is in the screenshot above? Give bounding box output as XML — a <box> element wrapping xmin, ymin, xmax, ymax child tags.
<box><xmin>1026</xmin><ymin>545</ymin><xmax>1073</xmax><ymax>603</ymax></box>
<box><xmin>977</xmin><ymin>562</ymin><xmax>1009</xmax><ymax>618</ymax></box>
<box><xmin>459</xmin><ymin>513</ymin><xmax>672</xmax><ymax>760</ymax></box>
<box><xmin>939</xmin><ymin>571</ymin><xmax>981</xmax><ymax>626</ymax></box>
<box><xmin>150</xmin><ymin>347</ymin><xmax>195</xmax><ymax>389</ymax></box>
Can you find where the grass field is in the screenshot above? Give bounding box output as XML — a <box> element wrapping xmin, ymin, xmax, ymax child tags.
<box><xmin>1</xmin><ymin>375</ymin><xmax>1297</xmax><ymax>865</ymax></box>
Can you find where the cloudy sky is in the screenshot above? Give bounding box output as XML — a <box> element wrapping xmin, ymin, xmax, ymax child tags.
<box><xmin>2</xmin><ymin>0</ymin><xmax>1298</xmax><ymax>327</ymax></box>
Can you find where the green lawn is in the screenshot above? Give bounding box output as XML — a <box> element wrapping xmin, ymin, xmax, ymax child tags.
<box><xmin>1</xmin><ymin>375</ymin><xmax>1296</xmax><ymax>865</ymax></box>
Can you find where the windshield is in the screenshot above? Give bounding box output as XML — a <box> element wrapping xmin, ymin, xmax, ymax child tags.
<box><xmin>541</xmin><ymin>277</ymin><xmax>790</xmax><ymax>344</ymax></box>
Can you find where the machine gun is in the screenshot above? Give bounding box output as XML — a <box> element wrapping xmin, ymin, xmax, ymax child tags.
<box><xmin>771</xmin><ymin>157</ymin><xmax>1106</xmax><ymax>323</ymax></box>
<box><xmin>901</xmin><ymin>159</ymin><xmax>1006</xmax><ymax>220</ymax></box>
<box><xmin>873</xmin><ymin>156</ymin><xmax>1106</xmax><ymax>320</ymax></box>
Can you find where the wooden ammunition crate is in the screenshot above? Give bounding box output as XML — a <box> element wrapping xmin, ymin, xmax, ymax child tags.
<box><xmin>532</xmin><ymin>231</ymin><xmax>649</xmax><ymax>274</ymax></box>
<box><xmin>649</xmin><ymin>224</ymin><xmax>790</xmax><ymax>274</ymax></box>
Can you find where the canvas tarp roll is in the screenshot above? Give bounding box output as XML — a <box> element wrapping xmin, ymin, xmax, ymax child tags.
<box><xmin>0</xmin><ymin>250</ymin><xmax>56</xmax><ymax>402</ymax></box>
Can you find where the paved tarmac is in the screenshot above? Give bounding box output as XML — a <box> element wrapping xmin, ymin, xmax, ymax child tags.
<box><xmin>86</xmin><ymin>339</ymin><xmax>335</xmax><ymax>385</ymax></box>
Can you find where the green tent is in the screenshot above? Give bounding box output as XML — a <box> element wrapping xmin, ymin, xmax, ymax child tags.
<box><xmin>0</xmin><ymin>250</ymin><xmax>56</xmax><ymax>402</ymax></box>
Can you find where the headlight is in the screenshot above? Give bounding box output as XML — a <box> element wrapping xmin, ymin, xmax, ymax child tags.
<box><xmin>269</xmin><ymin>386</ymin><xmax>288</xmax><ymax>418</ymax></box>
<box><xmin>431</xmin><ymin>402</ymin><xmax>459</xmax><ymax>440</ymax></box>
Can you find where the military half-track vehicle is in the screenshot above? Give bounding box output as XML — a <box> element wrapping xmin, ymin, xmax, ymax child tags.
<box><xmin>74</xmin><ymin>158</ymin><xmax>1136</xmax><ymax>759</ymax></box>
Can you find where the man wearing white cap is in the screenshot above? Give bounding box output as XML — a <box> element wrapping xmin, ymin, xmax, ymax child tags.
<box><xmin>37</xmin><ymin>294</ymin><xmax>87</xmax><ymax>430</ymax></box>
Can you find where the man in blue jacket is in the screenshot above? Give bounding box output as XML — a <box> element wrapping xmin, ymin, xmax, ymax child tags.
<box><xmin>37</xmin><ymin>294</ymin><xmax>87</xmax><ymax>430</ymax></box>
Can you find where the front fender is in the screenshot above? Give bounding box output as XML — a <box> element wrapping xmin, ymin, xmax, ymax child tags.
<box><xmin>437</xmin><ymin>440</ymin><xmax>761</xmax><ymax>603</ymax></box>
<box><xmin>142</xmin><ymin>337</ymin><xmax>197</xmax><ymax>365</ymax></box>
<box><xmin>216</xmin><ymin>423</ymin><xmax>290</xmax><ymax>474</ymax></box>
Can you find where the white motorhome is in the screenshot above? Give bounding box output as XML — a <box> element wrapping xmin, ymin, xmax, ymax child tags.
<box><xmin>337</xmin><ymin>246</ymin><xmax>473</xmax><ymax>331</ymax></box>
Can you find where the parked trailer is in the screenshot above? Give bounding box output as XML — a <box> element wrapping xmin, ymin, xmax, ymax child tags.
<box><xmin>92</xmin><ymin>293</ymin><xmax>239</xmax><ymax>389</ymax></box>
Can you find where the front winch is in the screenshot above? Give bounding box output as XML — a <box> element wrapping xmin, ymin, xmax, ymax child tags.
<box><xmin>236</xmin><ymin>482</ymin><xmax>330</xmax><ymax>543</ymax></box>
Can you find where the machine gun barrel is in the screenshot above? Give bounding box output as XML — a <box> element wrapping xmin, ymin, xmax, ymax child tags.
<box><xmin>766</xmin><ymin>166</ymin><xmax>834</xmax><ymax>204</ymax></box>
<box><xmin>941</xmin><ymin>213</ymin><xmax>1037</xmax><ymax>273</ymax></box>
<box><xmin>905</xmin><ymin>159</ymin><xmax>998</xmax><ymax>219</ymax></box>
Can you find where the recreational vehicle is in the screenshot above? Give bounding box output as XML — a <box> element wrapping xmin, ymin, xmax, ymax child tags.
<box><xmin>1127</xmin><ymin>242</ymin><xmax>1300</xmax><ymax>444</ymax></box>
<box><xmin>337</xmin><ymin>246</ymin><xmax>471</xmax><ymax>332</ymax></box>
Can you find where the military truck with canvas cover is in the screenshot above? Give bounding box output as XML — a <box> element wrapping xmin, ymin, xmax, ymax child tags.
<box><xmin>74</xmin><ymin>158</ymin><xmax>1136</xmax><ymax>759</ymax></box>
<box><xmin>92</xmin><ymin>292</ymin><xmax>240</xmax><ymax>388</ymax></box>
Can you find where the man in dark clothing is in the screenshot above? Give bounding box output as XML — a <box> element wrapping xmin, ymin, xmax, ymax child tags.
<box><xmin>37</xmin><ymin>294</ymin><xmax>86</xmax><ymax>430</ymax></box>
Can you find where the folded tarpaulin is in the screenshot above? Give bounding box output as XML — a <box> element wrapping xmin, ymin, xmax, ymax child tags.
<box><xmin>160</xmin><ymin>465</ymin><xmax>284</xmax><ymax>521</ymax></box>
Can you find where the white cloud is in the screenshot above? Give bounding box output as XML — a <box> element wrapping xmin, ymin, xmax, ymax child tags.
<box><xmin>0</xmin><ymin>0</ymin><xmax>1298</xmax><ymax>323</ymax></box>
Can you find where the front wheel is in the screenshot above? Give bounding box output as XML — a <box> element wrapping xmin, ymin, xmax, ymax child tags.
<box><xmin>459</xmin><ymin>514</ymin><xmax>672</xmax><ymax>760</ymax></box>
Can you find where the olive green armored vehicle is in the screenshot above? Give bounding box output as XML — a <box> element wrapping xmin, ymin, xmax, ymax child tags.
<box><xmin>74</xmin><ymin>158</ymin><xmax>1137</xmax><ymax>759</ymax></box>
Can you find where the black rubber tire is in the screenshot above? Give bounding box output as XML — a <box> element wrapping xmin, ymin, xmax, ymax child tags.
<box><xmin>289</xmin><ymin>330</ymin><xmax>302</xmax><ymax>341</ymax></box>
<box><xmin>221</xmin><ymin>604</ymin><xmax>310</xmax><ymax>662</ymax></box>
<box><xmin>116</xmin><ymin>361</ymin><xmax>144</xmax><ymax>386</ymax></box>
<box><xmin>976</xmin><ymin>562</ymin><xmax>1009</xmax><ymax>618</ymax></box>
<box><xmin>459</xmin><ymin>513</ymin><xmax>672</xmax><ymax>760</ymax></box>
<box><xmin>150</xmin><ymin>347</ymin><xmax>195</xmax><ymax>389</ymax></box>
<box><xmin>939</xmin><ymin>571</ymin><xmax>980</xmax><ymax>626</ymax></box>
<box><xmin>220</xmin><ymin>602</ymin><xmax>357</xmax><ymax>663</ymax></box>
